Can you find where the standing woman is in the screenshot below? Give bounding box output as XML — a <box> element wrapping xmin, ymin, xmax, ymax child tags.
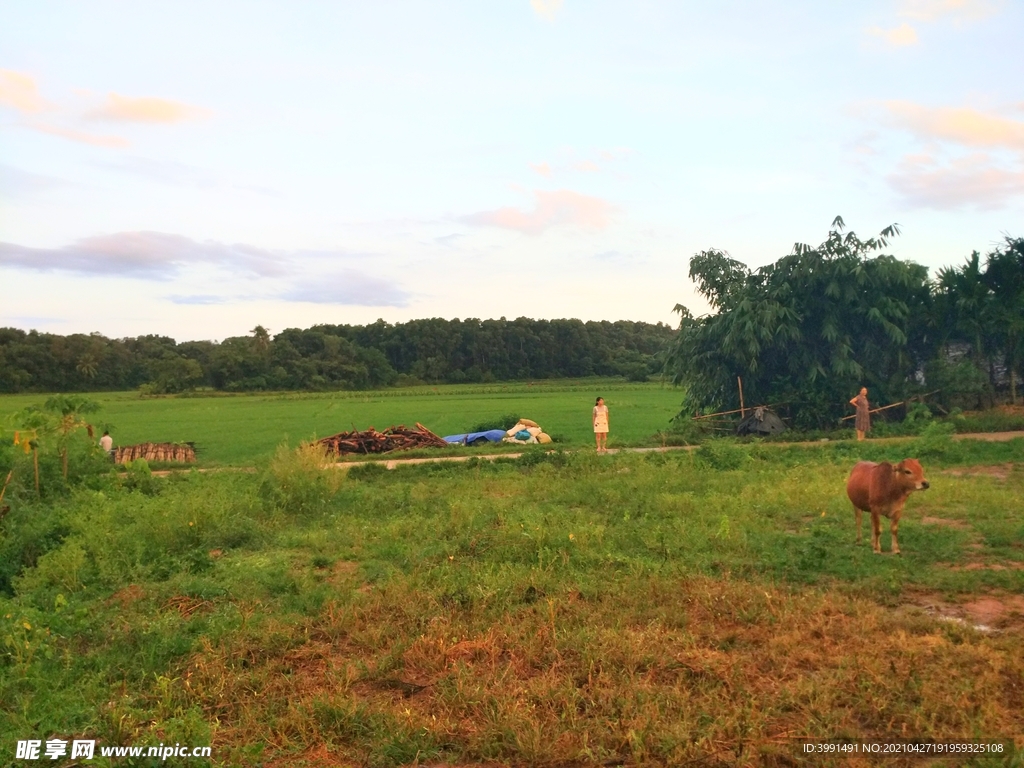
<box><xmin>850</xmin><ymin>387</ymin><xmax>870</xmax><ymax>441</ymax></box>
<box><xmin>593</xmin><ymin>396</ymin><xmax>609</xmax><ymax>452</ymax></box>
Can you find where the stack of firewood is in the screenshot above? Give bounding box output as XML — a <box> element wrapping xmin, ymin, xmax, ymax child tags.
<box><xmin>114</xmin><ymin>442</ymin><xmax>196</xmax><ymax>464</ymax></box>
<box><xmin>316</xmin><ymin>423</ymin><xmax>448</xmax><ymax>455</ymax></box>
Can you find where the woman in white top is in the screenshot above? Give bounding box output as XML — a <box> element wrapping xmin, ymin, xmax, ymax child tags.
<box><xmin>592</xmin><ymin>397</ymin><xmax>609</xmax><ymax>452</ymax></box>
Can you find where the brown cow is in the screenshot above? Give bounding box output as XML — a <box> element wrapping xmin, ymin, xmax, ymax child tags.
<box><xmin>846</xmin><ymin>459</ymin><xmax>929</xmax><ymax>555</ymax></box>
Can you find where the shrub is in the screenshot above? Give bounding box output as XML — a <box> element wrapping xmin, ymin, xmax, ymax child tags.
<box><xmin>261</xmin><ymin>442</ymin><xmax>343</xmax><ymax>515</ymax></box>
<box><xmin>910</xmin><ymin>421</ymin><xmax>964</xmax><ymax>460</ymax></box>
<box><xmin>0</xmin><ymin>505</ymin><xmax>72</xmax><ymax>596</ymax></box>
<box><xmin>696</xmin><ymin>439</ymin><xmax>747</xmax><ymax>470</ymax></box>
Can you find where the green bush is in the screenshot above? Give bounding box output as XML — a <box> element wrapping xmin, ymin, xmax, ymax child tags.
<box><xmin>260</xmin><ymin>442</ymin><xmax>343</xmax><ymax>516</ymax></box>
<box><xmin>0</xmin><ymin>504</ymin><xmax>72</xmax><ymax>596</ymax></box>
<box><xmin>910</xmin><ymin>421</ymin><xmax>964</xmax><ymax>460</ymax></box>
<box><xmin>696</xmin><ymin>439</ymin><xmax>748</xmax><ymax>470</ymax></box>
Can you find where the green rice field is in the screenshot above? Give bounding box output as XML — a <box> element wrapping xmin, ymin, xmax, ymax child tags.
<box><xmin>0</xmin><ymin>380</ymin><xmax>684</xmax><ymax>466</ymax></box>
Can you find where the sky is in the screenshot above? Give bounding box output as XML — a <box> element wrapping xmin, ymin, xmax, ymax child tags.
<box><xmin>1</xmin><ymin>0</ymin><xmax>1022</xmax><ymax>342</ymax></box>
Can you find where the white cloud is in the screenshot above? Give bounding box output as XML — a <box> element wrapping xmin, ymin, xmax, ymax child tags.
<box><xmin>0</xmin><ymin>232</ymin><xmax>409</xmax><ymax>307</ymax></box>
<box><xmin>866</xmin><ymin>23</ymin><xmax>919</xmax><ymax>46</ymax></box>
<box><xmin>888</xmin><ymin>152</ymin><xmax>1024</xmax><ymax>209</ymax></box>
<box><xmin>884</xmin><ymin>101</ymin><xmax>1024</xmax><ymax>150</ymax></box>
<box><xmin>0</xmin><ymin>70</ymin><xmax>52</xmax><ymax>113</ymax></box>
<box><xmin>530</xmin><ymin>0</ymin><xmax>563</xmax><ymax>21</ymax></box>
<box><xmin>86</xmin><ymin>93</ymin><xmax>211</xmax><ymax>123</ymax></box>
<box><xmin>0</xmin><ymin>231</ymin><xmax>287</xmax><ymax>278</ymax></box>
<box><xmin>529</xmin><ymin>161</ymin><xmax>552</xmax><ymax>177</ymax></box>
<box><xmin>462</xmin><ymin>189</ymin><xmax>616</xmax><ymax>235</ymax></box>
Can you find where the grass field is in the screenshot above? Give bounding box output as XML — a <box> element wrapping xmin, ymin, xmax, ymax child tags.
<box><xmin>0</xmin><ymin>380</ymin><xmax>684</xmax><ymax>466</ymax></box>
<box><xmin>2</xmin><ymin>429</ymin><xmax>1023</xmax><ymax>766</ymax></box>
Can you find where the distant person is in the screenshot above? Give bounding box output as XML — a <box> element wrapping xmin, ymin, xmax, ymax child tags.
<box><xmin>593</xmin><ymin>396</ymin><xmax>609</xmax><ymax>452</ymax></box>
<box><xmin>849</xmin><ymin>387</ymin><xmax>870</xmax><ymax>441</ymax></box>
<box><xmin>99</xmin><ymin>430</ymin><xmax>113</xmax><ymax>456</ymax></box>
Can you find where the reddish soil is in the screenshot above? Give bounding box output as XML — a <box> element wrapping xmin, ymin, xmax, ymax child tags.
<box><xmin>903</xmin><ymin>590</ymin><xmax>1024</xmax><ymax>632</ymax></box>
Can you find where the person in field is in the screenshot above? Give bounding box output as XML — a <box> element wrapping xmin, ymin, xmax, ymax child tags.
<box><xmin>849</xmin><ymin>387</ymin><xmax>870</xmax><ymax>441</ymax></box>
<box><xmin>593</xmin><ymin>396</ymin><xmax>609</xmax><ymax>452</ymax></box>
<box><xmin>99</xmin><ymin>430</ymin><xmax>113</xmax><ymax>456</ymax></box>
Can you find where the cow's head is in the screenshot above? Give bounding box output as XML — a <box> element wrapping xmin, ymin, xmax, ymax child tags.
<box><xmin>896</xmin><ymin>458</ymin><xmax>929</xmax><ymax>491</ymax></box>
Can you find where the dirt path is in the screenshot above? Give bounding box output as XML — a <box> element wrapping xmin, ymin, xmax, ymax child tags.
<box><xmin>149</xmin><ymin>431</ymin><xmax>1024</xmax><ymax>475</ymax></box>
<box><xmin>952</xmin><ymin>431</ymin><xmax>1024</xmax><ymax>442</ymax></box>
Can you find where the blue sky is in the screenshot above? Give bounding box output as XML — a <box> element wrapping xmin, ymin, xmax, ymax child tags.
<box><xmin>2</xmin><ymin>0</ymin><xmax>1022</xmax><ymax>340</ymax></box>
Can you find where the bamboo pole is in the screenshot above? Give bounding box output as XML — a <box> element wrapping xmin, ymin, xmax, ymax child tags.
<box><xmin>840</xmin><ymin>390</ymin><xmax>940</xmax><ymax>421</ymax></box>
<box><xmin>737</xmin><ymin>377</ymin><xmax>746</xmax><ymax>420</ymax></box>
<box><xmin>692</xmin><ymin>403</ymin><xmax>784</xmax><ymax>420</ymax></box>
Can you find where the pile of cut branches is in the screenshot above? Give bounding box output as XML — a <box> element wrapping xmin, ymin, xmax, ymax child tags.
<box><xmin>316</xmin><ymin>423</ymin><xmax>448</xmax><ymax>455</ymax></box>
<box><xmin>114</xmin><ymin>442</ymin><xmax>196</xmax><ymax>464</ymax></box>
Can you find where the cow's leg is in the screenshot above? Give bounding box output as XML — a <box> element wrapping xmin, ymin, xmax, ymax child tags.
<box><xmin>871</xmin><ymin>511</ymin><xmax>882</xmax><ymax>554</ymax></box>
<box><xmin>854</xmin><ymin>505</ymin><xmax>863</xmax><ymax>543</ymax></box>
<box><xmin>890</xmin><ymin>503</ymin><xmax>905</xmax><ymax>555</ymax></box>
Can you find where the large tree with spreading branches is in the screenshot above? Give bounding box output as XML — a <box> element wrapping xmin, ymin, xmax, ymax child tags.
<box><xmin>666</xmin><ymin>217</ymin><xmax>934</xmax><ymax>428</ymax></box>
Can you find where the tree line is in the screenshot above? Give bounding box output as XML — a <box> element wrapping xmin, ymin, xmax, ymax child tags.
<box><xmin>666</xmin><ymin>218</ymin><xmax>1023</xmax><ymax>427</ymax></box>
<box><xmin>0</xmin><ymin>318</ymin><xmax>674</xmax><ymax>394</ymax></box>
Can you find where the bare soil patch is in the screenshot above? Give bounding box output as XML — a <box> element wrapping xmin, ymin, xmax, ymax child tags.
<box><xmin>902</xmin><ymin>590</ymin><xmax>1024</xmax><ymax>633</ymax></box>
<box><xmin>939</xmin><ymin>463</ymin><xmax>1015</xmax><ymax>481</ymax></box>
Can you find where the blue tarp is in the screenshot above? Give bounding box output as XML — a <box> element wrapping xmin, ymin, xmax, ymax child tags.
<box><xmin>443</xmin><ymin>429</ymin><xmax>507</xmax><ymax>445</ymax></box>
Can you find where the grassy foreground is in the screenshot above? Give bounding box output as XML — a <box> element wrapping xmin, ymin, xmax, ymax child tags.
<box><xmin>0</xmin><ymin>381</ymin><xmax>683</xmax><ymax>466</ymax></box>
<box><xmin>2</xmin><ymin>430</ymin><xmax>1024</xmax><ymax>766</ymax></box>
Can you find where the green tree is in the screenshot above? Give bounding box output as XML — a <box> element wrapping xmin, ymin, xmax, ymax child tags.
<box><xmin>935</xmin><ymin>251</ymin><xmax>994</xmax><ymax>366</ymax></box>
<box><xmin>43</xmin><ymin>395</ymin><xmax>100</xmax><ymax>480</ymax></box>
<box><xmin>666</xmin><ymin>217</ymin><xmax>931</xmax><ymax>427</ymax></box>
<box><xmin>983</xmin><ymin>237</ymin><xmax>1024</xmax><ymax>403</ymax></box>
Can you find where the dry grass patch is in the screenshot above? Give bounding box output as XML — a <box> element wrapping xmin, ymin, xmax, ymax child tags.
<box><xmin>179</xmin><ymin>576</ymin><xmax>1024</xmax><ymax>766</ymax></box>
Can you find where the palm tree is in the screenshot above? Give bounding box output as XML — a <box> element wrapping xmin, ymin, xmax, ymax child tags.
<box><xmin>76</xmin><ymin>354</ymin><xmax>99</xmax><ymax>379</ymax></box>
<box><xmin>935</xmin><ymin>252</ymin><xmax>994</xmax><ymax>367</ymax></box>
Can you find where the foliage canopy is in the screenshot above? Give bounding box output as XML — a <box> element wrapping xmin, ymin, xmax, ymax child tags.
<box><xmin>666</xmin><ymin>217</ymin><xmax>933</xmax><ymax>427</ymax></box>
